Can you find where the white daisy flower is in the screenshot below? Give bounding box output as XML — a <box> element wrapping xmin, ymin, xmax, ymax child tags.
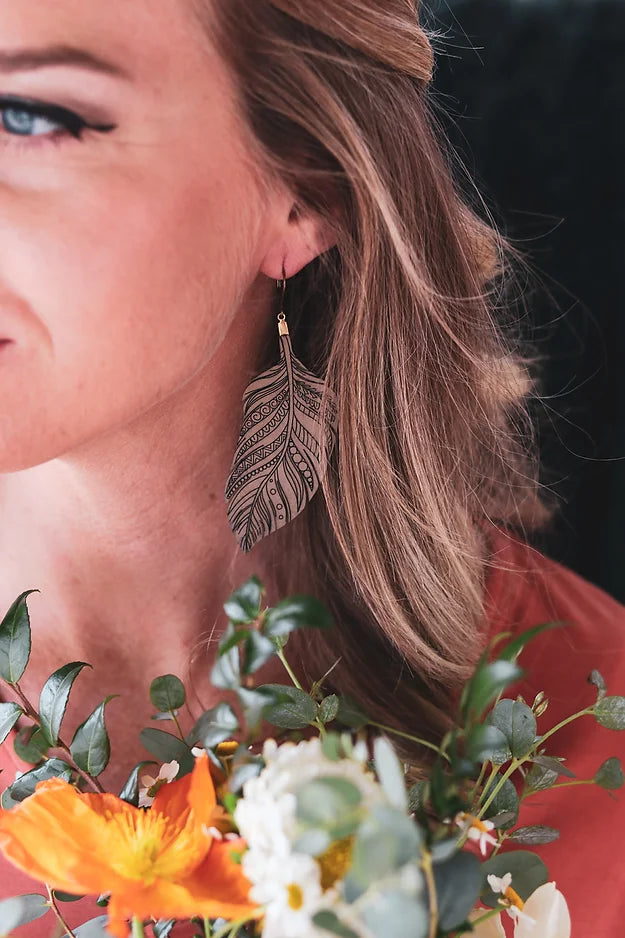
<box><xmin>138</xmin><ymin>759</ymin><xmax>179</xmax><ymax>808</ymax></box>
<box><xmin>487</xmin><ymin>872</ymin><xmax>536</xmax><ymax>926</ymax></box>
<box><xmin>455</xmin><ymin>812</ymin><xmax>498</xmax><ymax>856</ymax></box>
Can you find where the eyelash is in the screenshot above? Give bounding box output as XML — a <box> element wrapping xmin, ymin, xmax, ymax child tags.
<box><xmin>0</xmin><ymin>95</ymin><xmax>116</xmax><ymax>149</ymax></box>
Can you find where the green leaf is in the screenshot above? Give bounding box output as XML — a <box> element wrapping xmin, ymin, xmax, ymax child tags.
<box><xmin>293</xmin><ymin>828</ymin><xmax>333</xmax><ymax>857</ymax></box>
<box><xmin>38</xmin><ymin>661</ymin><xmax>91</xmax><ymax>747</ymax></box>
<box><xmin>433</xmin><ymin>851</ymin><xmax>482</xmax><ymax>931</ymax></box>
<box><xmin>496</xmin><ymin>621</ymin><xmax>563</xmax><ymax>663</ymax></box>
<box><xmin>211</xmin><ymin>622</ymin><xmax>241</xmax><ymax>689</ymax></box>
<box><xmin>480</xmin><ymin>851</ymin><xmax>548</xmax><ymax>907</ymax></box>
<box><xmin>525</xmin><ymin>762</ymin><xmax>559</xmax><ymax>792</ymax></box>
<box><xmin>73</xmin><ymin>917</ymin><xmax>116</xmax><ymax>937</ymax></box>
<box><xmin>350</xmin><ymin>805</ymin><xmax>422</xmax><ymax>890</ymax></box>
<box><xmin>488</xmin><ymin>699</ymin><xmax>537</xmax><ymax>759</ymax></box>
<box><xmin>594</xmin><ymin>756</ymin><xmax>625</xmax><ymax>790</ymax></box>
<box><xmin>224</xmin><ymin>576</ymin><xmax>263</xmax><ymax>624</ymax></box>
<box><xmin>360</xmin><ymin>891</ymin><xmax>428</xmax><ymax>938</ymax></box>
<box><xmin>70</xmin><ymin>696</ymin><xmax>116</xmax><ymax>777</ymax></box>
<box><xmin>465</xmin><ymin>724</ymin><xmax>510</xmax><ymax>764</ymax></box>
<box><xmin>483</xmin><ymin>776</ymin><xmax>519</xmax><ymax>830</ymax></box>
<box><xmin>0</xmin><ymin>591</ymin><xmax>37</xmax><ymax>684</ymax></box>
<box><xmin>588</xmin><ymin>669</ymin><xmax>607</xmax><ymax>702</ymax></box>
<box><xmin>296</xmin><ymin>776</ymin><xmax>362</xmax><ymax>828</ymax></box>
<box><xmin>53</xmin><ymin>891</ymin><xmax>84</xmax><ymax>902</ymax></box>
<box><xmin>119</xmin><ymin>760</ymin><xmax>158</xmax><ymax>806</ymax></box>
<box><xmin>187</xmin><ymin>702</ymin><xmax>239</xmax><ymax>749</ymax></box>
<box><xmin>263</xmin><ymin>595</ymin><xmax>333</xmax><ymax>638</ymax></box>
<box><xmin>139</xmin><ymin>728</ymin><xmax>195</xmax><ymax>775</ymax></box>
<box><xmin>374</xmin><ymin>736</ymin><xmax>408</xmax><ymax>811</ymax></box>
<box><xmin>595</xmin><ymin>696</ymin><xmax>625</xmax><ymax>730</ymax></box>
<box><xmin>464</xmin><ymin>660</ymin><xmax>523</xmax><ymax>719</ymax></box>
<box><xmin>13</xmin><ymin>726</ymin><xmax>49</xmax><ymax>765</ymax></box>
<box><xmin>319</xmin><ymin>694</ymin><xmax>340</xmax><ymax>724</ymax></box>
<box><xmin>149</xmin><ymin>674</ymin><xmax>186</xmax><ymax>713</ymax></box>
<box><xmin>312</xmin><ymin>910</ymin><xmax>360</xmax><ymax>938</ymax></box>
<box><xmin>336</xmin><ymin>695</ymin><xmax>369</xmax><ymax>730</ymax></box>
<box><xmin>407</xmin><ymin>780</ymin><xmax>428</xmax><ymax>814</ymax></box>
<box><xmin>530</xmin><ymin>754</ymin><xmax>576</xmax><ymax>778</ymax></box>
<box><xmin>258</xmin><ymin>683</ymin><xmax>318</xmax><ymax>729</ymax></box>
<box><xmin>236</xmin><ymin>686</ymin><xmax>280</xmax><ymax>732</ymax></box>
<box><xmin>508</xmin><ymin>825</ymin><xmax>560</xmax><ymax>845</ymax></box>
<box><xmin>9</xmin><ymin>758</ymin><xmax>73</xmax><ymax>802</ymax></box>
<box><xmin>241</xmin><ymin>631</ymin><xmax>277</xmax><ymax>675</ymax></box>
<box><xmin>0</xmin><ymin>895</ymin><xmax>49</xmax><ymax>934</ymax></box>
<box><xmin>0</xmin><ymin>702</ymin><xmax>22</xmax><ymax>746</ymax></box>
<box><xmin>153</xmin><ymin>921</ymin><xmax>176</xmax><ymax>938</ymax></box>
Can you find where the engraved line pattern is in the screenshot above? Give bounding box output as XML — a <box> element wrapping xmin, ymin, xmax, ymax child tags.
<box><xmin>225</xmin><ymin>332</ymin><xmax>337</xmax><ymax>552</ymax></box>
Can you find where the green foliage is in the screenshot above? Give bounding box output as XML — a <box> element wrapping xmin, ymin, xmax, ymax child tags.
<box><xmin>187</xmin><ymin>702</ymin><xmax>239</xmax><ymax>750</ymax></box>
<box><xmin>460</xmin><ymin>659</ymin><xmax>523</xmax><ymax>721</ymax></box>
<box><xmin>318</xmin><ymin>694</ymin><xmax>340</xmax><ymax>724</ymax></box>
<box><xmin>119</xmin><ymin>760</ymin><xmax>158</xmax><ymax>806</ymax></box>
<box><xmin>8</xmin><ymin>758</ymin><xmax>73</xmax><ymax>802</ymax></box>
<box><xmin>588</xmin><ymin>669</ymin><xmax>607</xmax><ymax>702</ymax></box>
<box><xmin>13</xmin><ymin>726</ymin><xmax>49</xmax><ymax>766</ymax></box>
<box><xmin>432</xmin><ymin>852</ymin><xmax>482</xmax><ymax>931</ymax></box>
<box><xmin>296</xmin><ymin>776</ymin><xmax>362</xmax><ymax>836</ymax></box>
<box><xmin>262</xmin><ymin>595</ymin><xmax>333</xmax><ymax>638</ymax></box>
<box><xmin>149</xmin><ymin>675</ymin><xmax>186</xmax><ymax>713</ymax></box>
<box><xmin>38</xmin><ymin>661</ymin><xmax>91</xmax><ymax>747</ymax></box>
<box><xmin>312</xmin><ymin>910</ymin><xmax>360</xmax><ymax>938</ymax></box>
<box><xmin>488</xmin><ymin>699</ymin><xmax>537</xmax><ymax>759</ymax></box>
<box><xmin>360</xmin><ymin>890</ymin><xmax>428</xmax><ymax>938</ymax></box>
<box><xmin>258</xmin><ymin>683</ymin><xmax>318</xmax><ymax>729</ymax></box>
<box><xmin>0</xmin><ymin>591</ymin><xmax>36</xmax><ymax>684</ymax></box>
<box><xmin>508</xmin><ymin>825</ymin><xmax>560</xmax><ymax>845</ymax></box>
<box><xmin>374</xmin><ymin>736</ymin><xmax>408</xmax><ymax>811</ymax></box>
<box><xmin>73</xmin><ymin>917</ymin><xmax>116</xmax><ymax>937</ymax></box>
<box><xmin>139</xmin><ymin>728</ymin><xmax>194</xmax><ymax>775</ymax></box>
<box><xmin>0</xmin><ymin>701</ymin><xmax>22</xmax><ymax>746</ymax></box>
<box><xmin>349</xmin><ymin>805</ymin><xmax>423</xmax><ymax>892</ymax></box>
<box><xmin>335</xmin><ymin>695</ymin><xmax>369</xmax><ymax>730</ymax></box>
<box><xmin>594</xmin><ymin>756</ymin><xmax>625</xmax><ymax>790</ymax></box>
<box><xmin>595</xmin><ymin>695</ymin><xmax>625</xmax><ymax>730</ymax></box>
<box><xmin>224</xmin><ymin>576</ymin><xmax>264</xmax><ymax>624</ymax></box>
<box><xmin>70</xmin><ymin>696</ymin><xmax>116</xmax><ymax>777</ymax></box>
<box><xmin>483</xmin><ymin>776</ymin><xmax>519</xmax><ymax>830</ymax></box>
<box><xmin>0</xmin><ymin>894</ymin><xmax>49</xmax><ymax>935</ymax></box>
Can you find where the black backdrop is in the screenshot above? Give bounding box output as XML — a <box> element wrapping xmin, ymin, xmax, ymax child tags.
<box><xmin>426</xmin><ymin>0</ymin><xmax>625</xmax><ymax>601</ymax></box>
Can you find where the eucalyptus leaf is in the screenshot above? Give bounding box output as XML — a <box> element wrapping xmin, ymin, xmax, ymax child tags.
<box><xmin>594</xmin><ymin>756</ymin><xmax>625</xmax><ymax>790</ymax></box>
<box><xmin>432</xmin><ymin>851</ymin><xmax>482</xmax><ymax>930</ymax></box>
<box><xmin>263</xmin><ymin>595</ymin><xmax>333</xmax><ymax>638</ymax></box>
<box><xmin>237</xmin><ymin>685</ymin><xmax>280</xmax><ymax>732</ymax></box>
<box><xmin>8</xmin><ymin>758</ymin><xmax>73</xmax><ymax>802</ymax></box>
<box><xmin>466</xmin><ymin>724</ymin><xmax>510</xmax><ymax>764</ymax></box>
<box><xmin>187</xmin><ymin>702</ymin><xmax>239</xmax><ymax>749</ymax></box>
<box><xmin>319</xmin><ymin>694</ymin><xmax>340</xmax><ymax>724</ymax></box>
<box><xmin>73</xmin><ymin>916</ymin><xmax>116</xmax><ymax>936</ymax></box>
<box><xmin>588</xmin><ymin>669</ymin><xmax>607</xmax><ymax>702</ymax></box>
<box><xmin>296</xmin><ymin>776</ymin><xmax>362</xmax><ymax>827</ymax></box>
<box><xmin>350</xmin><ymin>805</ymin><xmax>422</xmax><ymax>889</ymax></box>
<box><xmin>0</xmin><ymin>894</ymin><xmax>49</xmax><ymax>934</ymax></box>
<box><xmin>149</xmin><ymin>674</ymin><xmax>186</xmax><ymax>713</ymax></box>
<box><xmin>321</xmin><ymin>732</ymin><xmax>342</xmax><ymax>761</ymax></box>
<box><xmin>374</xmin><ymin>736</ymin><xmax>408</xmax><ymax>810</ymax></box>
<box><xmin>38</xmin><ymin>661</ymin><xmax>91</xmax><ymax>747</ymax></box>
<box><xmin>242</xmin><ymin>631</ymin><xmax>277</xmax><ymax>675</ymax></box>
<box><xmin>530</xmin><ymin>754</ymin><xmax>576</xmax><ymax>778</ymax></box>
<box><xmin>525</xmin><ymin>762</ymin><xmax>559</xmax><ymax>792</ymax></box>
<box><xmin>464</xmin><ymin>660</ymin><xmax>523</xmax><ymax>719</ymax></box>
<box><xmin>508</xmin><ymin>825</ymin><xmax>560</xmax><ymax>845</ymax></box>
<box><xmin>336</xmin><ymin>695</ymin><xmax>369</xmax><ymax>730</ymax></box>
<box><xmin>480</xmin><ymin>851</ymin><xmax>548</xmax><ymax>907</ymax></box>
<box><xmin>211</xmin><ymin>622</ymin><xmax>241</xmax><ymax>689</ymax></box>
<box><xmin>0</xmin><ymin>590</ymin><xmax>37</xmax><ymax>684</ymax></box>
<box><xmin>0</xmin><ymin>701</ymin><xmax>22</xmax><ymax>746</ymax></box>
<box><xmin>483</xmin><ymin>776</ymin><xmax>519</xmax><ymax>830</ymax></box>
<box><xmin>259</xmin><ymin>684</ymin><xmax>318</xmax><ymax>729</ymax></box>
<box><xmin>70</xmin><ymin>696</ymin><xmax>116</xmax><ymax>777</ymax></box>
<box><xmin>293</xmin><ymin>828</ymin><xmax>332</xmax><ymax>857</ymax></box>
<box><xmin>224</xmin><ymin>576</ymin><xmax>263</xmax><ymax>623</ymax></box>
<box><xmin>595</xmin><ymin>696</ymin><xmax>625</xmax><ymax>730</ymax></box>
<box><xmin>312</xmin><ymin>910</ymin><xmax>359</xmax><ymax>938</ymax></box>
<box><xmin>139</xmin><ymin>728</ymin><xmax>195</xmax><ymax>775</ymax></box>
<box><xmin>488</xmin><ymin>699</ymin><xmax>537</xmax><ymax>759</ymax></box>
<box><xmin>119</xmin><ymin>760</ymin><xmax>158</xmax><ymax>806</ymax></box>
<box><xmin>360</xmin><ymin>890</ymin><xmax>428</xmax><ymax>938</ymax></box>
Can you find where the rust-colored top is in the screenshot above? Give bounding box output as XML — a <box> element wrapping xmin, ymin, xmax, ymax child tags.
<box><xmin>1</xmin><ymin>525</ymin><xmax>625</xmax><ymax>935</ymax></box>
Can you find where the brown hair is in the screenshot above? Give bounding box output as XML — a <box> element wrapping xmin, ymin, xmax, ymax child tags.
<box><xmin>198</xmin><ymin>0</ymin><xmax>556</xmax><ymax>760</ymax></box>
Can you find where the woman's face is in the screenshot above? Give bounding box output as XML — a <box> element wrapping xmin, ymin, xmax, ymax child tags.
<box><xmin>0</xmin><ymin>0</ymin><xmax>290</xmax><ymax>472</ymax></box>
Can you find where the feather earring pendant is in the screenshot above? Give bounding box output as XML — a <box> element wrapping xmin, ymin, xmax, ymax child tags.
<box><xmin>225</xmin><ymin>303</ymin><xmax>338</xmax><ymax>553</ymax></box>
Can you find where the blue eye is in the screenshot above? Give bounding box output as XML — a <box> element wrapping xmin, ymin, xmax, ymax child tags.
<box><xmin>0</xmin><ymin>95</ymin><xmax>115</xmax><ymax>143</ymax></box>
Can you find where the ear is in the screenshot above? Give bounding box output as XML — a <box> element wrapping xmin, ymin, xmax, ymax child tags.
<box><xmin>259</xmin><ymin>202</ymin><xmax>338</xmax><ymax>280</ymax></box>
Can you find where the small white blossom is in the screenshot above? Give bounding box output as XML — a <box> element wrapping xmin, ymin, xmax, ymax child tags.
<box><xmin>487</xmin><ymin>872</ymin><xmax>535</xmax><ymax>927</ymax></box>
<box><xmin>455</xmin><ymin>812</ymin><xmax>498</xmax><ymax>856</ymax></box>
<box><xmin>138</xmin><ymin>759</ymin><xmax>179</xmax><ymax>808</ymax></box>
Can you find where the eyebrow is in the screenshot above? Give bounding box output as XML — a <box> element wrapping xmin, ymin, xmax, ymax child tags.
<box><xmin>0</xmin><ymin>44</ymin><xmax>131</xmax><ymax>79</ymax></box>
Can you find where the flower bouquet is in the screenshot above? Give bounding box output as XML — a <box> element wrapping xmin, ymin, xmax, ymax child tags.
<box><xmin>0</xmin><ymin>577</ymin><xmax>623</xmax><ymax>938</ymax></box>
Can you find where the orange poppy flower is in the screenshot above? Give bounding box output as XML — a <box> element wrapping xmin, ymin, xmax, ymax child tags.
<box><xmin>0</xmin><ymin>753</ymin><xmax>260</xmax><ymax>938</ymax></box>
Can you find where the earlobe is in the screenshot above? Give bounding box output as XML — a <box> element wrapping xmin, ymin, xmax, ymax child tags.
<box><xmin>260</xmin><ymin>206</ymin><xmax>338</xmax><ymax>280</ymax></box>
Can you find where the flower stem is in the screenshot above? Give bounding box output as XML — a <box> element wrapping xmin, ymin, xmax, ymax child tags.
<box><xmin>211</xmin><ymin>916</ymin><xmax>254</xmax><ymax>938</ymax></box>
<box><xmin>45</xmin><ymin>885</ymin><xmax>77</xmax><ymax>938</ymax></box>
<box><xmin>469</xmin><ymin>908</ymin><xmax>503</xmax><ymax>929</ymax></box>
<box><xmin>536</xmin><ymin>707</ymin><xmax>595</xmax><ymax>747</ymax></box>
<box><xmin>204</xmin><ymin>918</ymin><xmax>212</xmax><ymax>938</ymax></box>
<box><xmin>421</xmin><ymin>851</ymin><xmax>438</xmax><ymax>938</ymax></box>
<box><xmin>476</xmin><ymin>759</ymin><xmax>523</xmax><ymax>821</ymax></box>
<box><xmin>131</xmin><ymin>917</ymin><xmax>146</xmax><ymax>938</ymax></box>
<box><xmin>367</xmin><ymin>720</ymin><xmax>449</xmax><ymax>761</ymax></box>
<box><xmin>277</xmin><ymin>647</ymin><xmax>303</xmax><ymax>691</ymax></box>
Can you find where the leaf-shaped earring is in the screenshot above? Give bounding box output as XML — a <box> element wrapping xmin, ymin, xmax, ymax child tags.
<box><xmin>224</xmin><ymin>273</ymin><xmax>338</xmax><ymax>552</ymax></box>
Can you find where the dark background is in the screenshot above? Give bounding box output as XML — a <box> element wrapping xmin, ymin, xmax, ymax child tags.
<box><xmin>426</xmin><ymin>0</ymin><xmax>625</xmax><ymax>601</ymax></box>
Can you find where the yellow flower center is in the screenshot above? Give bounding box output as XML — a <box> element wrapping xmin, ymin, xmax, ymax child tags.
<box><xmin>287</xmin><ymin>883</ymin><xmax>304</xmax><ymax>910</ymax></box>
<box><xmin>504</xmin><ymin>885</ymin><xmax>525</xmax><ymax>911</ymax></box>
<box><xmin>317</xmin><ymin>836</ymin><xmax>354</xmax><ymax>891</ymax></box>
<box><xmin>106</xmin><ymin>807</ymin><xmax>210</xmax><ymax>884</ymax></box>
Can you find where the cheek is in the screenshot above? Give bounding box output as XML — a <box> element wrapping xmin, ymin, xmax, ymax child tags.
<box><xmin>0</xmin><ymin>148</ymin><xmax>260</xmax><ymax>469</ymax></box>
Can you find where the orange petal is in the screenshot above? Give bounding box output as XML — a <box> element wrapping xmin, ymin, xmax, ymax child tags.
<box><xmin>0</xmin><ymin>779</ymin><xmax>132</xmax><ymax>895</ymax></box>
<box><xmin>153</xmin><ymin>752</ymin><xmax>216</xmax><ymax>829</ymax></box>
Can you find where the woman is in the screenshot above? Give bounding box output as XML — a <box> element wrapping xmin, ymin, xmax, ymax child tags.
<box><xmin>0</xmin><ymin>0</ymin><xmax>623</xmax><ymax>935</ymax></box>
